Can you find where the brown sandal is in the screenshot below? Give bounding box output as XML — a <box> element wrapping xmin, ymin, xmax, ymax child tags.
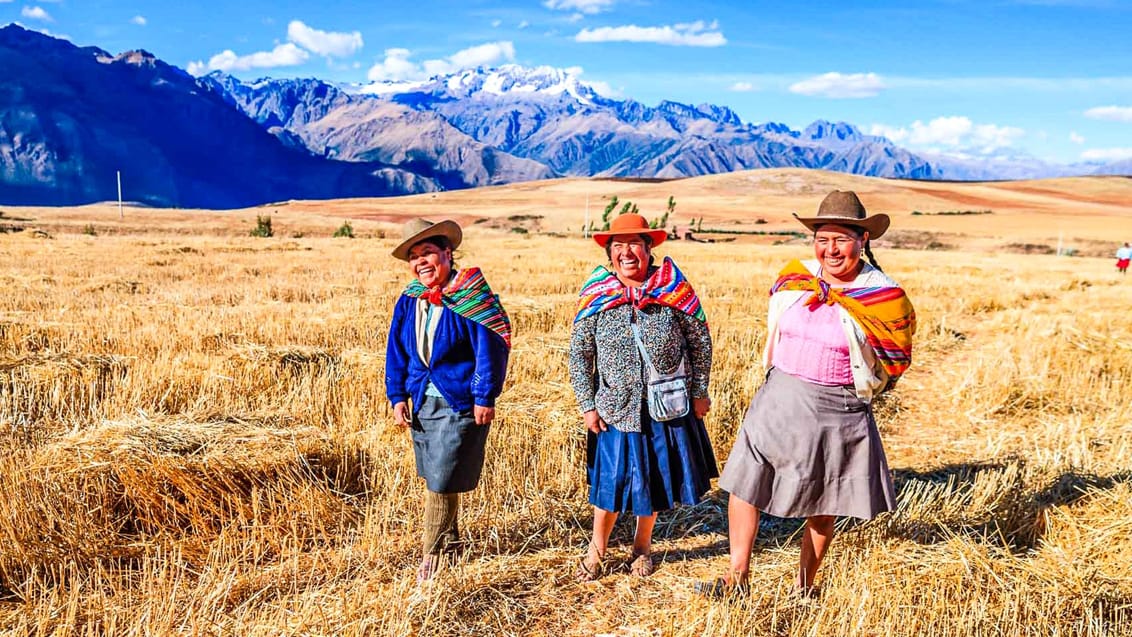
<box><xmin>575</xmin><ymin>554</ymin><xmax>604</xmax><ymax>582</ymax></box>
<box><xmin>627</xmin><ymin>552</ymin><xmax>654</xmax><ymax>577</ymax></box>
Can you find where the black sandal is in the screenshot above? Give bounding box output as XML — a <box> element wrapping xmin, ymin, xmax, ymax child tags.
<box><xmin>693</xmin><ymin>577</ymin><xmax>747</xmax><ymax>599</ymax></box>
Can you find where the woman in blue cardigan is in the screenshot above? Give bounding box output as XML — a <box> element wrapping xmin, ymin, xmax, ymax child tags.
<box><xmin>384</xmin><ymin>218</ymin><xmax>511</xmax><ymax>583</ymax></box>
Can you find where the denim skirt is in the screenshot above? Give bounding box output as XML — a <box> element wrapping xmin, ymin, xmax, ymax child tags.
<box><xmin>587</xmin><ymin>401</ymin><xmax>719</xmax><ymax>517</ymax></box>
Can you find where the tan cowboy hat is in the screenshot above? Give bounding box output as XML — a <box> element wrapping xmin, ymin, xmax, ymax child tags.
<box><xmin>391</xmin><ymin>218</ymin><xmax>463</xmax><ymax>261</ymax></box>
<box><xmin>591</xmin><ymin>213</ymin><xmax>667</xmax><ymax>248</ymax></box>
<box><xmin>792</xmin><ymin>190</ymin><xmax>890</xmax><ymax>239</ymax></box>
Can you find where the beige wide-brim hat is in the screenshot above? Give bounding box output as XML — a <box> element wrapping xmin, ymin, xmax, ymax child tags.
<box><xmin>391</xmin><ymin>218</ymin><xmax>463</xmax><ymax>261</ymax></box>
<box><xmin>792</xmin><ymin>190</ymin><xmax>890</xmax><ymax>239</ymax></box>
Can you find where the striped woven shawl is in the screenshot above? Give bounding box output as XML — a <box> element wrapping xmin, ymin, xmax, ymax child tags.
<box><xmin>574</xmin><ymin>256</ymin><xmax>707</xmax><ymax>325</ymax></box>
<box><xmin>404</xmin><ymin>267</ymin><xmax>512</xmax><ymax>348</ymax></box>
<box><xmin>771</xmin><ymin>259</ymin><xmax>915</xmax><ymax>382</ymax></box>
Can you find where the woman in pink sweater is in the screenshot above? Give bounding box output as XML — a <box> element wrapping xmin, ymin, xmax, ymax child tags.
<box><xmin>697</xmin><ymin>190</ymin><xmax>916</xmax><ymax>599</ymax></box>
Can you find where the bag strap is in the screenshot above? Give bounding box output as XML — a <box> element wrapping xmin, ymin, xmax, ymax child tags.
<box><xmin>630</xmin><ymin>316</ymin><xmax>686</xmax><ymax>379</ymax></box>
<box><xmin>630</xmin><ymin>321</ymin><xmax>660</xmax><ymax>376</ymax></box>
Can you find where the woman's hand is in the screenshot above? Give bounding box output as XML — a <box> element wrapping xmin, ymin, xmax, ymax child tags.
<box><xmin>393</xmin><ymin>401</ymin><xmax>411</xmax><ymax>428</ymax></box>
<box><xmin>583</xmin><ymin>410</ymin><xmax>607</xmax><ymax>433</ymax></box>
<box><xmin>693</xmin><ymin>396</ymin><xmax>711</xmax><ymax>419</ymax></box>
<box><xmin>473</xmin><ymin>405</ymin><xmax>495</xmax><ymax>426</ymax></box>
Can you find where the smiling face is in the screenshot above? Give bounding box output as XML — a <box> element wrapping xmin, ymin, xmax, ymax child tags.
<box><xmin>607</xmin><ymin>234</ymin><xmax>652</xmax><ymax>284</ymax></box>
<box><xmin>813</xmin><ymin>223</ymin><xmax>867</xmax><ymax>284</ymax></box>
<box><xmin>408</xmin><ymin>238</ymin><xmax>453</xmax><ymax>288</ymax></box>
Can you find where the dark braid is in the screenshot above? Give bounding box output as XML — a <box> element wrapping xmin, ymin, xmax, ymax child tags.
<box><xmin>863</xmin><ymin>239</ymin><xmax>883</xmax><ymax>272</ymax></box>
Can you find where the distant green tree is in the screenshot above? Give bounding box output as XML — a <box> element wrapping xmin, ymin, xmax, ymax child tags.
<box><xmin>601</xmin><ymin>196</ymin><xmax>619</xmax><ymax>231</ymax></box>
<box><xmin>250</xmin><ymin>215</ymin><xmax>274</xmax><ymax>238</ymax></box>
<box><xmin>333</xmin><ymin>221</ymin><xmax>354</xmax><ymax>238</ymax></box>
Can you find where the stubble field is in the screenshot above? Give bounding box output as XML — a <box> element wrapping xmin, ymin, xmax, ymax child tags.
<box><xmin>1</xmin><ymin>171</ymin><xmax>1131</xmax><ymax>636</ymax></box>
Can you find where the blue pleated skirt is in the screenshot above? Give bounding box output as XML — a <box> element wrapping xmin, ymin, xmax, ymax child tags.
<box><xmin>587</xmin><ymin>403</ymin><xmax>719</xmax><ymax>516</ymax></box>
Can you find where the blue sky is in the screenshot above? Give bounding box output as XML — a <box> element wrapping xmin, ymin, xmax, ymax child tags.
<box><xmin>5</xmin><ymin>0</ymin><xmax>1132</xmax><ymax>165</ymax></box>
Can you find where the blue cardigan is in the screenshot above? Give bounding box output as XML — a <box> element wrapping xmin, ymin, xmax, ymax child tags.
<box><xmin>385</xmin><ymin>294</ymin><xmax>509</xmax><ymax>413</ymax></box>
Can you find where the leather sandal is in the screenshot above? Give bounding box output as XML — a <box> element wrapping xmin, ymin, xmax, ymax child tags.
<box><xmin>693</xmin><ymin>577</ymin><xmax>748</xmax><ymax>599</ymax></box>
<box><xmin>627</xmin><ymin>552</ymin><xmax>655</xmax><ymax>577</ymax></box>
<box><xmin>575</xmin><ymin>554</ymin><xmax>604</xmax><ymax>582</ymax></box>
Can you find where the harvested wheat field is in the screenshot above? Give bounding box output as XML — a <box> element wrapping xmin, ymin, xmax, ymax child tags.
<box><xmin>1</xmin><ymin>170</ymin><xmax>1131</xmax><ymax>636</ymax></box>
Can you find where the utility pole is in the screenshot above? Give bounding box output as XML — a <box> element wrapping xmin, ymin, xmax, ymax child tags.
<box><xmin>584</xmin><ymin>193</ymin><xmax>590</xmax><ymax>238</ymax></box>
<box><xmin>117</xmin><ymin>170</ymin><xmax>123</xmax><ymax>220</ymax></box>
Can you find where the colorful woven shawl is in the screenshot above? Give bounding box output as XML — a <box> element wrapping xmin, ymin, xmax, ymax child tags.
<box><xmin>574</xmin><ymin>256</ymin><xmax>707</xmax><ymax>324</ymax></box>
<box><xmin>404</xmin><ymin>267</ymin><xmax>512</xmax><ymax>348</ymax></box>
<box><xmin>771</xmin><ymin>259</ymin><xmax>915</xmax><ymax>381</ymax></box>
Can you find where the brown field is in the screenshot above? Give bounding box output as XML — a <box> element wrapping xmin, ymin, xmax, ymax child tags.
<box><xmin>1</xmin><ymin>169</ymin><xmax>1131</xmax><ymax>635</ymax></box>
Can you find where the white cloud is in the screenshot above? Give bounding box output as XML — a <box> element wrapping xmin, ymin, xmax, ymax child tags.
<box><xmin>1081</xmin><ymin>147</ymin><xmax>1132</xmax><ymax>161</ymax></box>
<box><xmin>730</xmin><ymin>81</ymin><xmax>754</xmax><ymax>92</ymax></box>
<box><xmin>544</xmin><ymin>0</ymin><xmax>614</xmax><ymax>14</ymax></box>
<box><xmin>870</xmin><ymin>116</ymin><xmax>1025</xmax><ymax>154</ymax></box>
<box><xmin>575</xmin><ymin>20</ymin><xmax>726</xmax><ymax>47</ymax></box>
<box><xmin>190</xmin><ymin>43</ymin><xmax>310</xmax><ymax>74</ymax></box>
<box><xmin>518</xmin><ymin>20</ymin><xmax>530</xmax><ymax>29</ymax></box>
<box><xmin>567</xmin><ymin>13</ymin><xmax>584</xmax><ymax>23</ymax></box>
<box><xmin>491</xmin><ymin>19</ymin><xmax>502</xmax><ymax>27</ymax></box>
<box><xmin>287</xmin><ymin>20</ymin><xmax>363</xmax><ymax>57</ymax></box>
<box><xmin>186</xmin><ymin>60</ymin><xmax>206</xmax><ymax>76</ymax></box>
<box><xmin>1084</xmin><ymin>105</ymin><xmax>1132</xmax><ymax>122</ymax></box>
<box><xmin>790</xmin><ymin>72</ymin><xmax>885</xmax><ymax>98</ymax></box>
<box><xmin>21</xmin><ymin>6</ymin><xmax>52</xmax><ymax>21</ymax></box>
<box><xmin>130</xmin><ymin>15</ymin><xmax>146</xmax><ymax>26</ymax></box>
<box><xmin>367</xmin><ymin>41</ymin><xmax>516</xmax><ymax>82</ymax></box>
<box><xmin>1070</xmin><ymin>131</ymin><xmax>1085</xmax><ymax>144</ymax></box>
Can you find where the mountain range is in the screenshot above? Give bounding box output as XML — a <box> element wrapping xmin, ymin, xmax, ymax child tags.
<box><xmin>0</xmin><ymin>24</ymin><xmax>1121</xmax><ymax>209</ymax></box>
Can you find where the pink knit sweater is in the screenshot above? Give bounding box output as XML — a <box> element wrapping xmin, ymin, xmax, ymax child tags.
<box><xmin>771</xmin><ymin>298</ymin><xmax>853</xmax><ymax>386</ymax></box>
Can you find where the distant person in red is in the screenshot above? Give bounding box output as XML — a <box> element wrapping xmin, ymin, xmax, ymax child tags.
<box><xmin>1116</xmin><ymin>243</ymin><xmax>1131</xmax><ymax>275</ymax></box>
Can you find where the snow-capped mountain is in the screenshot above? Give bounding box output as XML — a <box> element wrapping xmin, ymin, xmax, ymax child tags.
<box><xmin>2</xmin><ymin>26</ymin><xmax>1126</xmax><ymax>209</ymax></box>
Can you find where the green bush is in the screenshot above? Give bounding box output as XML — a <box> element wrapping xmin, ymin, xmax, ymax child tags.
<box><xmin>250</xmin><ymin>215</ymin><xmax>274</xmax><ymax>238</ymax></box>
<box><xmin>333</xmin><ymin>221</ymin><xmax>354</xmax><ymax>238</ymax></box>
<box><xmin>82</xmin><ymin>224</ymin><xmax>97</xmax><ymax>236</ymax></box>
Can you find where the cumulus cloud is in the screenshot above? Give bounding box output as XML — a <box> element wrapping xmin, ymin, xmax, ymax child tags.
<box><xmin>730</xmin><ymin>81</ymin><xmax>754</xmax><ymax>92</ymax></box>
<box><xmin>518</xmin><ymin>20</ymin><xmax>530</xmax><ymax>28</ymax></box>
<box><xmin>870</xmin><ymin>116</ymin><xmax>1025</xmax><ymax>154</ymax></box>
<box><xmin>491</xmin><ymin>19</ymin><xmax>502</xmax><ymax>27</ymax></box>
<box><xmin>286</xmin><ymin>20</ymin><xmax>363</xmax><ymax>57</ymax></box>
<box><xmin>1084</xmin><ymin>105</ymin><xmax>1132</xmax><ymax>122</ymax></box>
<box><xmin>790</xmin><ymin>72</ymin><xmax>885</xmax><ymax>98</ymax></box>
<box><xmin>21</xmin><ymin>6</ymin><xmax>52</xmax><ymax>21</ymax></box>
<box><xmin>367</xmin><ymin>41</ymin><xmax>516</xmax><ymax>82</ymax></box>
<box><xmin>544</xmin><ymin>0</ymin><xmax>614</xmax><ymax>14</ymax></box>
<box><xmin>130</xmin><ymin>15</ymin><xmax>146</xmax><ymax>26</ymax></box>
<box><xmin>1070</xmin><ymin>131</ymin><xmax>1085</xmax><ymax>144</ymax></box>
<box><xmin>575</xmin><ymin>20</ymin><xmax>725</xmax><ymax>47</ymax></box>
<box><xmin>187</xmin><ymin>43</ymin><xmax>310</xmax><ymax>75</ymax></box>
<box><xmin>1081</xmin><ymin>147</ymin><xmax>1132</xmax><ymax>161</ymax></box>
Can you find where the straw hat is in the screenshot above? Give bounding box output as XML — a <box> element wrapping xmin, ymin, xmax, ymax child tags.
<box><xmin>591</xmin><ymin>213</ymin><xmax>667</xmax><ymax>248</ymax></box>
<box><xmin>391</xmin><ymin>218</ymin><xmax>463</xmax><ymax>261</ymax></box>
<box><xmin>792</xmin><ymin>190</ymin><xmax>890</xmax><ymax>239</ymax></box>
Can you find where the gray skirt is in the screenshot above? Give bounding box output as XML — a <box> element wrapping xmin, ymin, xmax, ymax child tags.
<box><xmin>411</xmin><ymin>394</ymin><xmax>490</xmax><ymax>494</ymax></box>
<box><xmin>719</xmin><ymin>368</ymin><xmax>897</xmax><ymax>520</ymax></box>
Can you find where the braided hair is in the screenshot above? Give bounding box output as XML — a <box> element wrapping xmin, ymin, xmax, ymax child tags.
<box><xmin>862</xmin><ymin>238</ymin><xmax>883</xmax><ymax>272</ymax></box>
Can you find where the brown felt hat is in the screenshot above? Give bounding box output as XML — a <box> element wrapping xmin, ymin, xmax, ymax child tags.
<box><xmin>792</xmin><ymin>190</ymin><xmax>890</xmax><ymax>239</ymax></box>
<box><xmin>391</xmin><ymin>218</ymin><xmax>463</xmax><ymax>261</ymax></box>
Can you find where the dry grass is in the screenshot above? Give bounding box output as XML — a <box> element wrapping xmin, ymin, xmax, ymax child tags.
<box><xmin>1</xmin><ymin>180</ymin><xmax>1131</xmax><ymax>635</ymax></box>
